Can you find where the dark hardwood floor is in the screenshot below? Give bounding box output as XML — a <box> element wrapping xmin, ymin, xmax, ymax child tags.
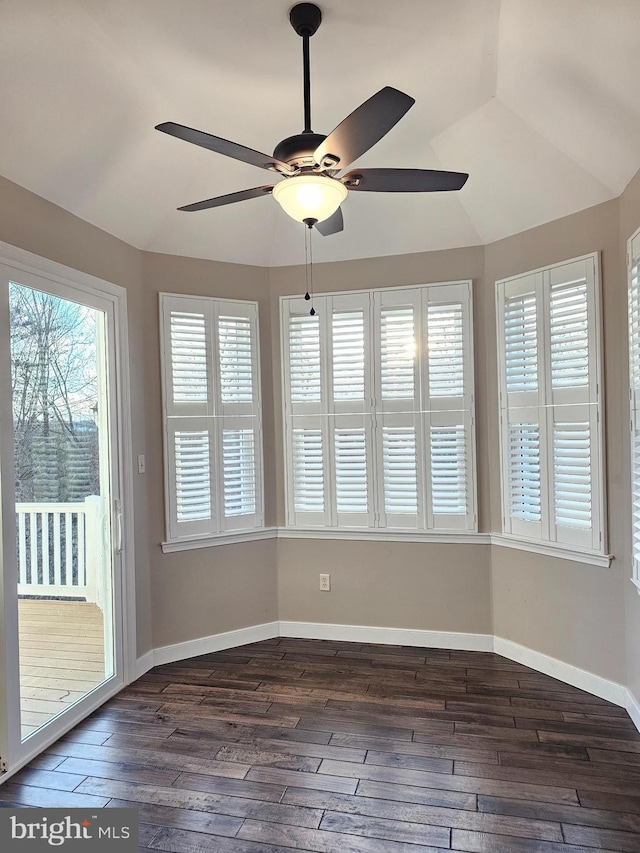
<box><xmin>2</xmin><ymin>637</ymin><xmax>640</xmax><ymax>852</ymax></box>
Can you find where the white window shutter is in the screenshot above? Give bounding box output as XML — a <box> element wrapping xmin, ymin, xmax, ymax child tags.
<box><xmin>218</xmin><ymin>315</ymin><xmax>254</xmax><ymax>404</ymax></box>
<box><xmin>497</xmin><ymin>274</ymin><xmax>545</xmax><ymax>538</ymax></box>
<box><xmin>222</xmin><ymin>428</ymin><xmax>256</xmax><ymax>513</ymax></box>
<box><xmin>632</xmin><ymin>428</ymin><xmax>640</xmax><ymax>576</ymax></box>
<box><xmin>289</xmin><ymin>421</ymin><xmax>330</xmax><ymax>526</ymax></box>
<box><xmin>162</xmin><ymin>295</ymin><xmax>213</xmax><ymax>417</ymax></box>
<box><xmin>551</xmin><ymin>416</ymin><xmax>591</xmax><ymax>528</ymax></box>
<box><xmin>545</xmin><ymin>259</ymin><xmax>601</xmax><ymax>550</ymax></box>
<box><xmin>423</xmin><ymin>284</ymin><xmax>476</xmax><ymax>530</ymax></box>
<box><xmin>427</xmin><ymin>303</ymin><xmax>464</xmax><ymax>398</ymax></box>
<box><xmin>282</xmin><ymin>284</ymin><xmax>476</xmax><ymax>534</ymax></box>
<box><xmin>287</xmin><ymin>310</ymin><xmax>323</xmax><ymax>409</ymax></box>
<box><xmin>376</xmin><ymin>414</ymin><xmax>423</xmax><ymax>529</ymax></box>
<box><xmin>427</xmin><ymin>412</ymin><xmax>474</xmax><ymax>529</ymax></box>
<box><xmin>549</xmin><ymin>281</ymin><xmax>589</xmax><ymax>390</ymax></box>
<box><xmin>213</xmin><ymin>301</ymin><xmax>263</xmax><ymax>532</ymax></box>
<box><xmin>166</xmin><ymin>420</ymin><xmax>215</xmax><ymax>540</ymax></box>
<box><xmin>282</xmin><ymin>296</ymin><xmax>330</xmax><ymax>526</ymax></box>
<box><xmin>160</xmin><ymin>294</ymin><xmax>263</xmax><ymax>542</ymax></box>
<box><xmin>504</xmin><ymin>414</ymin><xmax>543</xmax><ymax>539</ymax></box>
<box><xmin>219</xmin><ymin>418</ymin><xmax>261</xmax><ymax>531</ymax></box>
<box><xmin>504</xmin><ymin>291</ymin><xmax>538</xmax><ymax>395</ymax></box>
<box><xmin>629</xmin><ymin>233</ymin><xmax>640</xmax><ymax>580</ymax></box>
<box><xmin>497</xmin><ymin>254</ymin><xmax>604</xmax><ymax>554</ymax></box>
<box><xmin>380</xmin><ymin>306</ymin><xmax>416</xmax><ymax>399</ymax></box>
<box><xmin>374</xmin><ymin>290</ymin><xmax>421</xmax><ymax>413</ymax></box>
<box><xmin>373</xmin><ymin>291</ymin><xmax>423</xmax><ymax>529</ymax></box>
<box><xmin>332</xmin><ymin>310</ymin><xmax>366</xmax><ymax>402</ymax></box>
<box><xmin>333</xmin><ymin>422</ymin><xmax>373</xmax><ymax>528</ymax></box>
<box><xmin>327</xmin><ymin>293</ymin><xmax>374</xmax><ymax>526</ymax></box>
<box><xmin>430</xmin><ymin>424</ymin><xmax>466</xmax><ymax>512</ymax></box>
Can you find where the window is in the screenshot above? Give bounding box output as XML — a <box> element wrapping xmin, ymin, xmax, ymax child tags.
<box><xmin>496</xmin><ymin>255</ymin><xmax>604</xmax><ymax>555</ymax></box>
<box><xmin>281</xmin><ymin>283</ymin><xmax>476</xmax><ymax>533</ymax></box>
<box><xmin>628</xmin><ymin>229</ymin><xmax>640</xmax><ymax>590</ymax></box>
<box><xmin>160</xmin><ymin>294</ymin><xmax>263</xmax><ymax>542</ymax></box>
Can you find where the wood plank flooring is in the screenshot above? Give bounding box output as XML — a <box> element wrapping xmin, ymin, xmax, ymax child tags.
<box><xmin>18</xmin><ymin>599</ymin><xmax>106</xmax><ymax>739</ymax></box>
<box><xmin>3</xmin><ymin>637</ymin><xmax>640</xmax><ymax>851</ymax></box>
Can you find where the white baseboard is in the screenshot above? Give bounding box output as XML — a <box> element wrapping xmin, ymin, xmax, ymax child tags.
<box><xmin>626</xmin><ymin>687</ymin><xmax>640</xmax><ymax>731</ymax></box>
<box><xmin>493</xmin><ymin>636</ymin><xmax>627</xmax><ymax>707</ymax></box>
<box><xmin>134</xmin><ymin>650</ymin><xmax>155</xmax><ymax>680</ymax></box>
<box><xmin>153</xmin><ymin>621</ymin><xmax>279</xmax><ymax>667</ymax></box>
<box><xmin>278</xmin><ymin>620</ymin><xmax>494</xmax><ymax>652</ymax></box>
<box><xmin>129</xmin><ymin>620</ymin><xmax>639</xmax><ymax>734</ymax></box>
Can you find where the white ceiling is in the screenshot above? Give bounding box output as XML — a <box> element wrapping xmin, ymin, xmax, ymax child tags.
<box><xmin>1</xmin><ymin>0</ymin><xmax>639</xmax><ymax>266</ymax></box>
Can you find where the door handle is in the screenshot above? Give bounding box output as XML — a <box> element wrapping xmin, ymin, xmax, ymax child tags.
<box><xmin>114</xmin><ymin>498</ymin><xmax>123</xmax><ymax>553</ymax></box>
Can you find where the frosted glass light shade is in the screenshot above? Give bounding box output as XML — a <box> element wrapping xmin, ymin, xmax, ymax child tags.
<box><xmin>273</xmin><ymin>175</ymin><xmax>347</xmax><ymax>223</ymax></box>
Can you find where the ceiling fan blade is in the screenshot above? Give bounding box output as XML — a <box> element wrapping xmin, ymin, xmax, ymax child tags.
<box><xmin>178</xmin><ymin>186</ymin><xmax>274</xmax><ymax>212</ymax></box>
<box><xmin>313</xmin><ymin>87</ymin><xmax>414</xmax><ymax>170</ymax></box>
<box><xmin>156</xmin><ymin>122</ymin><xmax>293</xmax><ymax>174</ymax></box>
<box><xmin>315</xmin><ymin>207</ymin><xmax>343</xmax><ymax>236</ymax></box>
<box><xmin>341</xmin><ymin>168</ymin><xmax>469</xmax><ymax>192</ymax></box>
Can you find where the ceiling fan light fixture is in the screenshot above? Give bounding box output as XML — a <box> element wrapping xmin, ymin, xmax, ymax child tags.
<box><xmin>273</xmin><ymin>174</ymin><xmax>347</xmax><ymax>223</ymax></box>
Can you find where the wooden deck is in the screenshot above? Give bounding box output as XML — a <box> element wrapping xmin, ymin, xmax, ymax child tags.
<box><xmin>18</xmin><ymin>599</ymin><xmax>105</xmax><ymax>739</ymax></box>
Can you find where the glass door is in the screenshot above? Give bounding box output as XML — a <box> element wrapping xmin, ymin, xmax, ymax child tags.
<box><xmin>0</xmin><ymin>262</ymin><xmax>125</xmax><ymax>766</ymax></box>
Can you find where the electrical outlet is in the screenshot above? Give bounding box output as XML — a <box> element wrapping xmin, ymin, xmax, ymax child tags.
<box><xmin>137</xmin><ymin>454</ymin><xmax>146</xmax><ymax>474</ymax></box>
<box><xmin>319</xmin><ymin>573</ymin><xmax>331</xmax><ymax>591</ymax></box>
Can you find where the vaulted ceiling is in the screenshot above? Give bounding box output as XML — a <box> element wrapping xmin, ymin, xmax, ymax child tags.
<box><xmin>1</xmin><ymin>0</ymin><xmax>639</xmax><ymax>266</ymax></box>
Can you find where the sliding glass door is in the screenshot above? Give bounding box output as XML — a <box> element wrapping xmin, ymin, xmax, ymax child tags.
<box><xmin>0</xmin><ymin>254</ymin><xmax>130</xmax><ymax>770</ymax></box>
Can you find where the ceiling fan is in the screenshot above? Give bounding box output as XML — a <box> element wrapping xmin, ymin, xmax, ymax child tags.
<box><xmin>156</xmin><ymin>3</ymin><xmax>468</xmax><ymax>236</ymax></box>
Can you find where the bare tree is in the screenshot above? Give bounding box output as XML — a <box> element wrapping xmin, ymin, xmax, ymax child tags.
<box><xmin>10</xmin><ymin>285</ymin><xmax>99</xmax><ymax>501</ymax></box>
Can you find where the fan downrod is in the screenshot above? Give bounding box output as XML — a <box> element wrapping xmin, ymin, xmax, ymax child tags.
<box><xmin>289</xmin><ymin>4</ymin><xmax>322</xmax><ymax>37</ymax></box>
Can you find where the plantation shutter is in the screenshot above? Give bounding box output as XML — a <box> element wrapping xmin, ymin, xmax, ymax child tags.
<box><xmin>374</xmin><ymin>290</ymin><xmax>423</xmax><ymax>528</ymax></box>
<box><xmin>498</xmin><ymin>273</ymin><xmax>545</xmax><ymax>540</ymax></box>
<box><xmin>497</xmin><ymin>255</ymin><xmax>603</xmax><ymax>553</ymax></box>
<box><xmin>161</xmin><ymin>296</ymin><xmax>215</xmax><ymax>539</ymax></box>
<box><xmin>282</xmin><ymin>282</ymin><xmax>477</xmax><ymax>534</ymax></box>
<box><xmin>160</xmin><ymin>294</ymin><xmax>263</xmax><ymax>541</ymax></box>
<box><xmin>167</xmin><ymin>420</ymin><xmax>215</xmax><ymax>539</ymax></box>
<box><xmin>546</xmin><ymin>259</ymin><xmax>600</xmax><ymax>550</ymax></box>
<box><xmin>328</xmin><ymin>293</ymin><xmax>374</xmax><ymax>527</ymax></box>
<box><xmin>628</xmin><ymin>230</ymin><xmax>640</xmax><ymax>579</ymax></box>
<box><xmin>283</xmin><ymin>297</ymin><xmax>330</xmax><ymax>525</ymax></box>
<box><xmin>423</xmin><ymin>283</ymin><xmax>475</xmax><ymax>530</ymax></box>
<box><xmin>214</xmin><ymin>300</ymin><xmax>262</xmax><ymax>532</ymax></box>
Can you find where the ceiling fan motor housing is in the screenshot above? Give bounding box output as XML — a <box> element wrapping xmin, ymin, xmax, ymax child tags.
<box><xmin>273</xmin><ymin>132</ymin><xmax>327</xmax><ymax>171</ymax></box>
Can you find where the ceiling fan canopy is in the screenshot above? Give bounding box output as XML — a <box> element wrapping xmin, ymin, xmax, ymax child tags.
<box><xmin>156</xmin><ymin>3</ymin><xmax>469</xmax><ymax>234</ymax></box>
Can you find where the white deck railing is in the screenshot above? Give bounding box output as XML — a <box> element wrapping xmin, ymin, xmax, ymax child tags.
<box><xmin>16</xmin><ymin>496</ymin><xmax>101</xmax><ymax>603</ymax></box>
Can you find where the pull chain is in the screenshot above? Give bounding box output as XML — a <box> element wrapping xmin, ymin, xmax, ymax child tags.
<box><xmin>303</xmin><ymin>217</ymin><xmax>317</xmax><ymax>316</ymax></box>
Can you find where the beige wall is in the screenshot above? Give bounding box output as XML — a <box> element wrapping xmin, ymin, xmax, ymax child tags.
<box><xmin>151</xmin><ymin>539</ymin><xmax>277</xmax><ymax>648</ymax></box>
<box><xmin>140</xmin><ymin>253</ymin><xmax>278</xmax><ymax>649</ymax></box>
<box><xmin>620</xmin><ymin>168</ymin><xmax>640</xmax><ymax>701</ymax></box>
<box><xmin>0</xmin><ymin>176</ymin><xmax>153</xmax><ymax>658</ymax></box>
<box><xmin>485</xmin><ymin>199</ymin><xmax>628</xmax><ymax>684</ymax></box>
<box><xmin>1</xmin><ymin>167</ymin><xmax>639</xmax><ymax>702</ymax></box>
<box><xmin>269</xmin><ymin>246</ymin><xmax>493</xmax><ymax>635</ymax></box>
<box><xmin>278</xmin><ymin>539</ymin><xmax>492</xmax><ymax>634</ymax></box>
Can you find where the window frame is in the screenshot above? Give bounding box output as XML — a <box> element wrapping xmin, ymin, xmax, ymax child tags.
<box><xmin>159</xmin><ymin>292</ymin><xmax>264</xmax><ymax>549</ymax></box>
<box><xmin>627</xmin><ymin>228</ymin><xmax>640</xmax><ymax>593</ymax></box>
<box><xmin>280</xmin><ymin>280</ymin><xmax>478</xmax><ymax>537</ymax></box>
<box><xmin>495</xmin><ymin>252</ymin><xmax>607</xmax><ymax>562</ymax></box>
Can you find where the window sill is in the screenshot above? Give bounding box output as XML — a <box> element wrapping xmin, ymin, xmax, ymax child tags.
<box><xmin>490</xmin><ymin>534</ymin><xmax>611</xmax><ymax>568</ymax></box>
<box><xmin>631</xmin><ymin>577</ymin><xmax>640</xmax><ymax>596</ymax></box>
<box><xmin>160</xmin><ymin>527</ymin><xmax>612</xmax><ymax>567</ymax></box>
<box><xmin>277</xmin><ymin>527</ymin><xmax>489</xmax><ymax>544</ymax></box>
<box><xmin>161</xmin><ymin>527</ymin><xmax>277</xmax><ymax>553</ymax></box>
